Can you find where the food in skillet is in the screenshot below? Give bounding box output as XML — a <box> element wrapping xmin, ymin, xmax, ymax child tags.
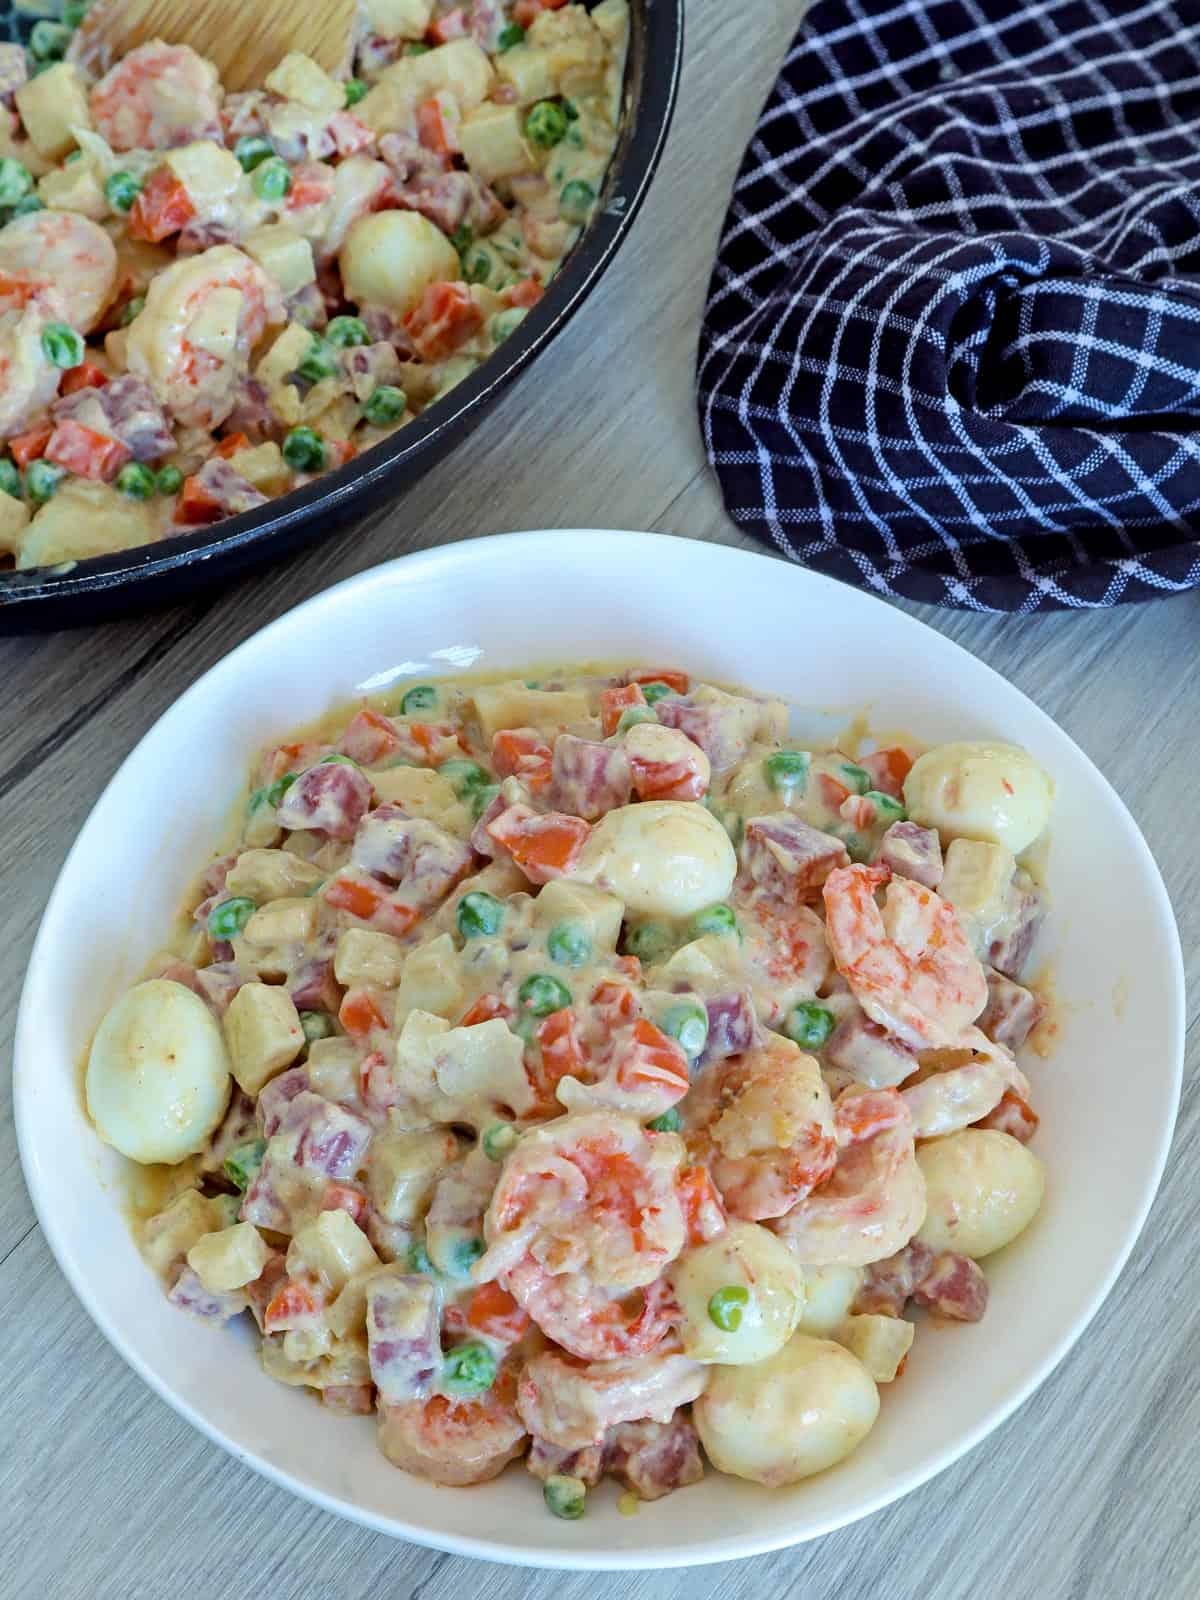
<box><xmin>87</xmin><ymin>668</ymin><xmax>1050</xmax><ymax>1511</ymax></box>
<box><xmin>0</xmin><ymin>0</ymin><xmax>627</xmax><ymax>570</ymax></box>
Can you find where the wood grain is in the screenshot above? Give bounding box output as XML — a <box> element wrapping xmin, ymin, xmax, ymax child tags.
<box><xmin>3</xmin><ymin>4</ymin><xmax>1199</xmax><ymax>1597</ymax></box>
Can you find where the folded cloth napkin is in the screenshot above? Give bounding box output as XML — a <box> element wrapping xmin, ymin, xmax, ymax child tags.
<box><xmin>697</xmin><ymin>0</ymin><xmax>1200</xmax><ymax>610</ymax></box>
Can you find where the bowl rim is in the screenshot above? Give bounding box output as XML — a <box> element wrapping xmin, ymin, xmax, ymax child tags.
<box><xmin>0</xmin><ymin>3</ymin><xmax>685</xmax><ymax>615</ymax></box>
<box><xmin>14</xmin><ymin>530</ymin><xmax>1187</xmax><ymax>1568</ymax></box>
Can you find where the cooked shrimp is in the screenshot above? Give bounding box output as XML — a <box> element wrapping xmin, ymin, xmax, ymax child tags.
<box><xmin>377</xmin><ymin>1363</ymin><xmax>527</xmax><ymax>1486</ymax></box>
<box><xmin>772</xmin><ymin>1088</ymin><xmax>926</xmax><ymax>1266</ymax></box>
<box><xmin>0</xmin><ymin>211</ymin><xmax>117</xmax><ymax>334</ymax></box>
<box><xmin>738</xmin><ymin>901</ymin><xmax>831</xmax><ymax>1028</ymax></box>
<box><xmin>823</xmin><ymin>863</ymin><xmax>987</xmax><ymax>1050</ymax></box>
<box><xmin>556</xmin><ymin>1018</ymin><xmax>691</xmax><ymax>1123</ymax></box>
<box><xmin>902</xmin><ymin>1027</ymin><xmax>1030</xmax><ymax>1138</ymax></box>
<box><xmin>503</xmin><ymin>1258</ymin><xmax>678</xmax><ymax>1362</ymax></box>
<box><xmin>125</xmin><ymin>244</ymin><xmax>284</xmax><ymax>429</ymax></box>
<box><xmin>516</xmin><ymin>1346</ymin><xmax>707</xmax><ymax>1451</ymax></box>
<box><xmin>0</xmin><ymin>305</ymin><xmax>62</xmax><ymax>439</ymax></box>
<box><xmin>687</xmin><ymin>1033</ymin><xmax>837</xmax><ymax>1221</ymax></box>
<box><xmin>90</xmin><ymin>41</ymin><xmax>223</xmax><ymax>152</ymax></box>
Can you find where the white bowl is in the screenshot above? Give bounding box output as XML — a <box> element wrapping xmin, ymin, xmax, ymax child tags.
<box><xmin>15</xmin><ymin>530</ymin><xmax>1184</xmax><ymax>1569</ymax></box>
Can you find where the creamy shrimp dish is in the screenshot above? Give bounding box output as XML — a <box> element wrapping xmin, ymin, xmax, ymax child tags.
<box><xmin>0</xmin><ymin>2</ymin><xmax>626</xmax><ymax>570</ymax></box>
<box><xmin>87</xmin><ymin>667</ymin><xmax>1052</xmax><ymax>1513</ymax></box>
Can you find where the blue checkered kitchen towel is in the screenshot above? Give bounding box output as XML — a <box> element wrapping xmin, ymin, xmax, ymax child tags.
<box><xmin>697</xmin><ymin>0</ymin><xmax>1200</xmax><ymax>610</ymax></box>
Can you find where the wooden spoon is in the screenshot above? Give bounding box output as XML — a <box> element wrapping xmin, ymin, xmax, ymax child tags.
<box><xmin>71</xmin><ymin>0</ymin><xmax>358</xmax><ymax>93</ymax></box>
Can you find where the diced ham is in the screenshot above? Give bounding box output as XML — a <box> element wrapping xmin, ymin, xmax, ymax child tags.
<box><xmin>257</xmin><ymin>1066</ymin><xmax>311</xmax><ymax>1136</ymax></box>
<box><xmin>282</xmin><ymin>1091</ymin><xmax>373</xmax><ymax>1178</ymax></box>
<box><xmin>853</xmin><ymin>1240</ymin><xmax>936</xmax><ymax>1317</ymax></box>
<box><xmin>699</xmin><ymin>991</ymin><xmax>760</xmax><ymax>1066</ymax></box>
<box><xmin>551</xmin><ymin>734</ymin><xmax>632</xmax><ymax>820</ymax></box>
<box><xmin>53</xmin><ymin>373</ymin><xmax>175</xmax><ymax>462</ymax></box>
<box><xmin>0</xmin><ymin>42</ymin><xmax>27</xmax><ymax>107</ymax></box>
<box><xmin>322</xmin><ymin>1382</ymin><xmax>376</xmax><ymax>1414</ymax></box>
<box><xmin>193</xmin><ymin>962</ymin><xmax>243</xmax><ymax>1014</ymax></box>
<box><xmin>825</xmin><ymin>1008</ymin><xmax>917</xmax><ymax>1089</ymax></box>
<box><xmin>179</xmin><ymin>457</ymin><xmax>269</xmax><ymax>522</ymax></box>
<box><xmin>742</xmin><ymin>814</ymin><xmax>850</xmax><ymax>902</ymax></box>
<box><xmin>604</xmin><ymin>1412</ymin><xmax>705</xmax><ymax>1501</ymax></box>
<box><xmin>200</xmin><ymin>1088</ymin><xmax>257</xmax><ymax>1172</ymax></box>
<box><xmin>338</xmin><ymin>343</ymin><xmax>403</xmax><ymax>405</ymax></box>
<box><xmin>978</xmin><ymin>969</ymin><xmax>1043</xmax><ymax>1052</ymax></box>
<box><xmin>989</xmin><ymin>883</ymin><xmax>1045</xmax><ymax>979</ymax></box>
<box><xmin>290</xmin><ymin>955</ymin><xmax>344</xmax><ymax>1015</ymax></box>
<box><xmin>245</xmin><ymin>1251</ymin><xmax>289</xmax><ymax>1332</ymax></box>
<box><xmin>655</xmin><ymin>693</ymin><xmax>765</xmax><ymax>769</ymax></box>
<box><xmin>526</xmin><ymin>1436</ymin><xmax>606</xmax><ymax>1486</ymax></box>
<box><xmin>277</xmin><ymin>761</ymin><xmax>374</xmax><ymax>840</ymax></box>
<box><xmin>167</xmin><ymin>1266</ymin><xmax>247</xmax><ymax>1323</ymax></box>
<box><xmin>351</xmin><ymin>807</ymin><xmax>474</xmax><ymax>906</ymax></box>
<box><xmin>976</xmin><ymin>1087</ymin><xmax>1039</xmax><ymax>1143</ymax></box>
<box><xmin>873</xmin><ymin>820</ymin><xmax>944</xmax><ymax>889</ymax></box>
<box><xmin>366</xmin><ymin>1273</ymin><xmax>442</xmax><ymax>1404</ymax></box>
<box><xmin>912</xmin><ymin>1251</ymin><xmax>989</xmax><ymax>1322</ymax></box>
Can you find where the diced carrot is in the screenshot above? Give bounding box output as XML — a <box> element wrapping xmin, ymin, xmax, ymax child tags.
<box><xmin>460</xmin><ymin>993</ymin><xmax>513</xmax><ymax>1027</ymax></box>
<box><xmin>339</xmin><ymin>707</ymin><xmax>402</xmax><ymax>766</ymax></box>
<box><xmin>513</xmin><ymin>0</ymin><xmax>566</xmax><ymax>23</ymax></box>
<box><xmin>416</xmin><ymin>95</ymin><xmax>456</xmax><ymax>156</ymax></box>
<box><xmin>859</xmin><ymin>747</ymin><xmax>914</xmax><ymax>800</ymax></box>
<box><xmin>176</xmin><ymin>474</ymin><xmax>224</xmax><ymax>524</ymax></box>
<box><xmin>502</xmin><ymin>278</ymin><xmax>544</xmax><ymax>310</ymax></box>
<box><xmin>45</xmin><ymin>418</ymin><xmax>131</xmax><ymax>482</ymax></box>
<box><xmin>486</xmin><ymin>804</ymin><xmax>590</xmax><ymax>884</ymax></box>
<box><xmin>591</xmin><ymin>978</ymin><xmax>638</xmax><ymax>1033</ymax></box>
<box><xmin>8</xmin><ymin>424</ymin><xmax>51</xmax><ymax>468</ymax></box>
<box><xmin>339</xmin><ymin>987</ymin><xmax>389</xmax><ymax>1039</ymax></box>
<box><xmin>616</xmin><ymin>1018</ymin><xmax>689</xmax><ymax>1096</ymax></box>
<box><xmin>320</xmin><ymin>1181</ymin><xmax>369</xmax><ymax>1226</ymax></box>
<box><xmin>629</xmin><ymin>751</ymin><xmax>707</xmax><ymax>803</ymax></box>
<box><xmin>403</xmin><ymin>281</ymin><xmax>483</xmax><ymax>363</ymax></box>
<box><xmin>427</xmin><ymin>6</ymin><xmax>469</xmax><ymax>40</ymax></box>
<box><xmin>818</xmin><ymin>773</ymin><xmax>852</xmax><ymax>810</ymax></box>
<box><xmin>676</xmin><ymin>1166</ymin><xmax>726</xmax><ymax>1246</ymax></box>
<box><xmin>325</xmin><ymin>873</ymin><xmax>421</xmax><ymax>937</ymax></box>
<box><xmin>408</xmin><ymin>720</ymin><xmax>463</xmax><ymax>758</ymax></box>
<box><xmin>628</xmin><ymin>668</ymin><xmax>690</xmax><ymax>694</ymax></box>
<box><xmin>613</xmin><ymin>955</ymin><xmax>642</xmax><ymax>982</ymax></box>
<box><xmin>492</xmin><ymin>727</ymin><xmax>553</xmax><ymax>791</ymax></box>
<box><xmin>537</xmin><ymin>1007</ymin><xmax>586</xmax><ymax>1091</ymax></box>
<box><xmin>263</xmin><ymin>1279</ymin><xmax>318</xmax><ymax>1332</ymax></box>
<box><xmin>214</xmin><ymin>431</ymin><xmax>250</xmax><ymax>459</ymax></box>
<box><xmin>840</xmin><ymin>795</ymin><xmax>876</xmax><ymax>832</ymax></box>
<box><xmin>329</xmin><ymin>439</ymin><xmax>356</xmax><ymax>467</ymax></box>
<box><xmin>467</xmin><ymin>1281</ymin><xmax>530</xmax><ymax>1343</ymax></box>
<box><xmin>328</xmin><ymin>111</ymin><xmax>375</xmax><ymax>157</ymax></box>
<box><xmin>128</xmin><ymin>167</ymin><xmax>196</xmax><ymax>243</ymax></box>
<box><xmin>600</xmin><ymin>682</ymin><xmax>646</xmax><ymax>737</ymax></box>
<box><xmin>286</xmin><ymin>164</ymin><xmax>337</xmax><ymax>211</ymax></box>
<box><xmin>60</xmin><ymin>361</ymin><xmax>109</xmax><ymax>396</ymax></box>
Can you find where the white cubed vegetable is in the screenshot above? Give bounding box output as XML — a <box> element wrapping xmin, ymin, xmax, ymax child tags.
<box><xmin>369</xmin><ymin>765</ymin><xmax>471</xmax><ymax>835</ymax></box>
<box><xmin>837</xmin><ymin>1313</ymin><xmax>914</xmax><ymax>1383</ymax></box>
<box><xmin>591</xmin><ymin>0</ymin><xmax>630</xmax><ymax>48</ymax></box>
<box><xmin>338</xmin><ymin>211</ymin><xmax>460</xmax><ymax>316</ymax></box>
<box><xmin>495</xmin><ymin>43</ymin><xmax>557</xmax><ymax>105</ymax></box>
<box><xmin>472</xmin><ymin>682</ymin><xmax>592</xmax><ymax>738</ymax></box>
<box><xmin>916</xmin><ymin>1129</ymin><xmax>1045</xmax><ymax>1258</ymax></box>
<box><xmin>38</xmin><ymin>159</ymin><xmax>106</xmax><ymax>219</ymax></box>
<box><xmin>16</xmin><ymin>63</ymin><xmax>91</xmax><ymax>159</ymax></box>
<box><xmin>327</xmin><ymin>1265</ymin><xmax>391</xmax><ymax>1337</ymax></box>
<box><xmin>939</xmin><ymin>837</ymin><xmax>1016</xmax><ymax>957</ymax></box>
<box><xmin>669</xmin><ymin>1221</ymin><xmax>805</xmax><ymax>1365</ymax></box>
<box><xmin>532</xmin><ymin>878</ymin><xmax>624</xmax><ymax>952</ymax></box>
<box><xmin>374</xmin><ymin>38</ymin><xmax>495</xmax><ymax>112</ymax></box>
<box><xmin>0</xmin><ymin>491</ymin><xmax>30</xmax><ymax>558</ymax></box>
<box><xmin>255</xmin><ymin>321</ymin><xmax>314</xmax><ymax>389</ymax></box>
<box><xmin>335</xmin><ymin>926</ymin><xmax>408</xmax><ymax>988</ymax></box>
<box><xmin>265</xmin><ymin>53</ymin><xmax>344</xmax><ymax>115</ymax></box>
<box><xmin>305</xmin><ymin>1036</ymin><xmax>361</xmax><ymax>1103</ymax></box>
<box><xmin>577</xmin><ymin>802</ymin><xmax>737</xmax><ymax>919</ymax></box>
<box><xmin>527</xmin><ymin>8</ymin><xmax>607</xmax><ymax>95</ymax></box>
<box><xmin>458</xmin><ymin>103</ymin><xmax>537</xmax><ymax>182</ymax></box>
<box><xmin>17</xmin><ymin>479</ymin><xmax>159</xmax><ymax>568</ymax></box>
<box><xmin>187</xmin><ymin>1221</ymin><xmax>272</xmax><ymax>1293</ymax></box>
<box><xmin>287</xmin><ymin>1209</ymin><xmax>380</xmax><ymax>1292</ymax></box>
<box><xmin>229</xmin><ymin>442</ymin><xmax>289</xmax><ymax>494</ymax></box>
<box><xmin>242</xmin><ymin>225</ymin><xmax>316</xmax><ymax>296</ymax></box>
<box><xmin>222</xmin><ymin>981</ymin><xmax>305</xmax><ymax>1095</ymax></box>
<box><xmin>140</xmin><ymin>1190</ymin><xmax>230</xmax><ymax>1276</ymax></box>
<box><xmin>225</xmin><ymin>848</ymin><xmax>324</xmax><ymax>901</ymax></box>
<box><xmin>395</xmin><ymin>1010</ymin><xmax>536</xmax><ymax>1126</ymax></box>
<box><xmin>793</xmin><ymin>1265</ymin><xmax>865</xmax><ymax>1334</ymax></box>
<box><xmin>394</xmin><ymin>932</ymin><xmax>464</xmax><ymax>1021</ymax></box>
<box><xmin>86</xmin><ymin>979</ymin><xmax>232</xmax><ymax>1165</ymax></box>
<box><xmin>163</xmin><ymin>140</ymin><xmax>243</xmax><ymax>210</ymax></box>
<box><xmin>367</xmin><ymin>1125</ymin><xmax>462</xmax><ymax>1225</ymax></box>
<box><xmin>243</xmin><ymin>896</ymin><xmax>318</xmax><ymax>946</ymax></box>
<box><xmin>904</xmin><ymin>741</ymin><xmax>1053</xmax><ymax>856</ymax></box>
<box><xmin>361</xmin><ymin>0</ymin><xmax>433</xmax><ymax>37</ymax></box>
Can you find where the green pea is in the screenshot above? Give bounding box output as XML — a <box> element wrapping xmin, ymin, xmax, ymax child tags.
<box><xmin>562</xmin><ymin>99</ymin><xmax>579</xmax><ymax>122</ymax></box>
<box><xmin>489</xmin><ymin>307</ymin><xmax>527</xmax><ymax>343</ymax></box>
<box><xmin>211</xmin><ymin>1193</ymin><xmax>241</xmax><ymax>1228</ymax></box>
<box><xmin>497</xmin><ymin>21</ymin><xmax>525</xmax><ymax>49</ymax></box>
<box><xmin>406</xmin><ymin>41</ymin><xmax>431</xmax><ymax>54</ymax></box>
<box><xmin>325</xmin><ymin>314</ymin><xmax>369</xmax><ymax>348</ymax></box>
<box><xmin>518</xmin><ymin>973</ymin><xmax>572</xmax><ymax>1018</ymax></box>
<box><xmin>525</xmin><ymin>100</ymin><xmax>568</xmax><ymax>148</ymax></box>
<box><xmin>689</xmin><ymin>903</ymin><xmax>740</xmax><ymax>940</ymax></box>
<box><xmin>638</xmin><ymin>681</ymin><xmax>675</xmax><ymax>705</ymax></box>
<box><xmin>442</xmin><ymin>1339</ymin><xmax>496</xmax><ymax>1398</ymax></box>
<box><xmin>252</xmin><ymin>156</ymin><xmax>292</xmax><ymax>201</ymax></box>
<box><xmin>223</xmin><ymin>1138</ymin><xmax>266</xmax><ymax>1193</ymax></box>
<box><xmin>471</xmin><ymin>782</ymin><xmax>501</xmax><ymax>820</ymax></box>
<box><xmin>29</xmin><ymin>19</ymin><xmax>70</xmax><ymax>58</ymax></box>
<box><xmin>624</xmin><ymin>922</ymin><xmax>674</xmax><ymax>964</ymax></box>
<box><xmin>115</xmin><ymin>462</ymin><xmax>156</xmax><ymax>500</ymax></box>
<box><xmin>363</xmin><ymin>384</ymin><xmax>407</xmax><ymax>426</ymax></box>
<box><xmin>547</xmin><ymin>921</ymin><xmax>590</xmax><ymax>968</ymax></box>
<box><xmin>282</xmin><ymin>426</ymin><xmax>327</xmax><ymax>472</ymax></box>
<box><xmin>559</xmin><ymin>179</ymin><xmax>596</xmax><ymax>224</ymax></box>
<box><xmin>120</xmin><ymin>296</ymin><xmax>145</xmax><ymax>326</ymax></box>
<box><xmin>235</xmin><ymin>135</ymin><xmax>275</xmax><ymax>173</ymax></box>
<box><xmin>249</xmin><ymin>771</ymin><xmax>296</xmax><ymax>812</ymax></box>
<box><xmin>785</xmin><ymin>1002</ymin><xmax>836</xmax><ymax>1050</ymax></box>
<box><xmin>438</xmin><ymin>758</ymin><xmax>491</xmax><ymax>798</ymax></box>
<box><xmin>11</xmin><ymin>193</ymin><xmax>43</xmax><ymax>215</ymax></box>
<box><xmin>62</xmin><ymin>0</ymin><xmax>93</xmax><ymax>25</ymax></box>
<box><xmin>648</xmin><ymin>1108</ymin><xmax>681</xmax><ymax>1134</ymax></box>
<box><xmin>457</xmin><ymin>890</ymin><xmax>504</xmax><ymax>939</ymax></box>
<box><xmin>840</xmin><ymin>762</ymin><xmax>870</xmax><ymax>795</ymax></box>
<box><xmin>297</xmin><ymin>336</ymin><xmax>338</xmax><ymax>383</ymax></box>
<box><xmin>40</xmin><ymin>322</ymin><xmax>84</xmax><ymax>369</ymax></box>
<box><xmin>300</xmin><ymin>1010</ymin><xmax>335</xmax><ymax>1043</ymax></box>
<box><xmin>462</xmin><ymin>245</ymin><xmax>493</xmax><ymax>285</ymax></box>
<box><xmin>319</xmin><ymin>752</ymin><xmax>360</xmax><ymax>768</ymax></box>
<box><xmin>207</xmin><ymin>897</ymin><xmax>256</xmax><ymax>941</ymax></box>
<box><xmin>156</xmin><ymin>464</ymin><xmax>184</xmax><ymax>496</ymax></box>
<box><xmin>400</xmin><ymin>683</ymin><xmax>436</xmax><ymax>715</ymax></box>
<box><xmin>482</xmin><ymin>1122</ymin><xmax>518</xmax><ymax>1161</ymax></box>
<box><xmin>765</xmin><ymin>750</ymin><xmax>811</xmax><ymax>794</ymax></box>
<box><xmin>24</xmin><ymin>459</ymin><xmax>64</xmax><ymax>504</ymax></box>
<box><xmin>344</xmin><ymin>77</ymin><xmax>368</xmax><ymax>107</ymax></box>
<box><xmin>0</xmin><ymin>458</ymin><xmax>21</xmax><ymax>499</ymax></box>
<box><xmin>0</xmin><ymin>157</ymin><xmax>32</xmax><ymax>207</ymax></box>
<box><xmin>544</xmin><ymin>1475</ymin><xmax>586</xmax><ymax>1520</ymax></box>
<box><xmin>104</xmin><ymin>170</ymin><xmax>141</xmax><ymax>214</ymax></box>
<box><xmin>616</xmin><ymin>705</ymin><xmax>658</xmax><ymax>733</ymax></box>
<box><xmin>450</xmin><ymin>1236</ymin><xmax>485</xmax><ymax>1277</ymax></box>
<box><xmin>864</xmin><ymin>789</ymin><xmax>907</xmax><ymax>821</ymax></box>
<box><xmin>451</xmin><ymin>223</ymin><xmax>473</xmax><ymax>254</ymax></box>
<box><xmin>708</xmin><ymin>1284</ymin><xmax>750</xmax><ymax>1332</ymax></box>
<box><xmin>660</xmin><ymin>1001</ymin><xmax>709</xmax><ymax>1058</ymax></box>
<box><xmin>409</xmin><ymin>1239</ymin><xmax>434</xmax><ymax>1275</ymax></box>
<box><xmin>840</xmin><ymin>830</ymin><xmax>871</xmax><ymax>863</ymax></box>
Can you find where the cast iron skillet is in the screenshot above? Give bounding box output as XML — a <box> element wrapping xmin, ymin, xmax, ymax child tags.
<box><xmin>0</xmin><ymin>0</ymin><xmax>683</xmax><ymax>629</ymax></box>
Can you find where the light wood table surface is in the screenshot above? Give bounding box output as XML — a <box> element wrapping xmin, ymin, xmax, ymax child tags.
<box><xmin>2</xmin><ymin>6</ymin><xmax>1197</xmax><ymax>1597</ymax></box>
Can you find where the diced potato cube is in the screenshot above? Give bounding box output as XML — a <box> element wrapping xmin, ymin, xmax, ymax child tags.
<box><xmin>243</xmin><ymin>224</ymin><xmax>317</xmax><ymax>296</ymax></box>
<box><xmin>395</xmin><ymin>1010</ymin><xmax>536</xmax><ymax>1124</ymax></box>
<box><xmin>226</xmin><ymin>848</ymin><xmax>325</xmax><ymax>901</ymax></box>
<box><xmin>306</xmin><ymin>1035</ymin><xmax>361</xmax><ymax>1103</ymax></box>
<box><xmin>243</xmin><ymin>896</ymin><xmax>319</xmax><ymax>946</ymax></box>
<box><xmin>328</xmin><ymin>1265</ymin><xmax>392</xmax><ymax>1337</ymax></box>
<box><xmin>374</xmin><ymin>39</ymin><xmax>495</xmax><ymax>112</ymax></box>
<box><xmin>394</xmin><ymin>932</ymin><xmax>464</xmax><ymax>1021</ymax></box>
<box><xmin>284</xmin><ymin>1325</ymin><xmax>333</xmax><ymax>1362</ymax></box>
<box><xmin>287</xmin><ymin>1209</ymin><xmax>380</xmax><ymax>1292</ymax></box>
<box><xmin>367</xmin><ymin>1125</ymin><xmax>461</xmax><ymax>1225</ymax></box>
<box><xmin>591</xmin><ymin>0</ymin><xmax>630</xmax><ymax>48</ymax></box>
<box><xmin>17</xmin><ymin>479</ymin><xmax>158</xmax><ymax>568</ymax></box>
<box><xmin>37</xmin><ymin>159</ymin><xmax>106</xmax><ymax>219</ymax></box>
<box><xmin>335</xmin><ymin>927</ymin><xmax>408</xmax><ymax>989</ymax></box>
<box><xmin>472</xmin><ymin>682</ymin><xmax>594</xmax><ymax>739</ymax></box>
<box><xmin>495</xmin><ymin>43</ymin><xmax>557</xmax><ymax>105</ymax></box>
<box><xmin>532</xmin><ymin>878</ymin><xmax>623</xmax><ymax>951</ymax></box>
<box><xmin>362</xmin><ymin>0</ymin><xmax>433</xmax><ymax>38</ymax></box>
<box><xmin>140</xmin><ymin>1190</ymin><xmax>229</xmax><ymax>1277</ymax></box>
<box><xmin>308</xmin><ymin>393</ymin><xmax>360</xmax><ymax>440</ymax></box>
<box><xmin>265</xmin><ymin>53</ymin><xmax>344</xmax><ymax>115</ymax></box>
<box><xmin>229</xmin><ymin>442</ymin><xmax>289</xmax><ymax>495</ymax></box>
<box><xmin>187</xmin><ymin>1221</ymin><xmax>272</xmax><ymax>1293</ymax></box>
<box><xmin>16</xmin><ymin>63</ymin><xmax>91</xmax><ymax>159</ymax></box>
<box><xmin>838</xmin><ymin>1313</ymin><xmax>915</xmax><ymax>1383</ymax></box>
<box><xmin>0</xmin><ymin>491</ymin><xmax>31</xmax><ymax>559</ymax></box>
<box><xmin>164</xmin><ymin>140</ymin><xmax>243</xmax><ymax>210</ymax></box>
<box><xmin>369</xmin><ymin>765</ymin><xmax>471</xmax><ymax>835</ymax></box>
<box><xmin>528</xmin><ymin>7</ymin><xmax>608</xmax><ymax>95</ymax></box>
<box><xmin>940</xmin><ymin>837</ymin><xmax>1015</xmax><ymax>955</ymax></box>
<box><xmin>255</xmin><ymin>321</ymin><xmax>313</xmax><ymax>389</ymax></box>
<box><xmin>458</xmin><ymin>103</ymin><xmax>537</xmax><ymax>183</ymax></box>
<box><xmin>223</xmin><ymin>981</ymin><xmax>304</xmax><ymax>1095</ymax></box>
